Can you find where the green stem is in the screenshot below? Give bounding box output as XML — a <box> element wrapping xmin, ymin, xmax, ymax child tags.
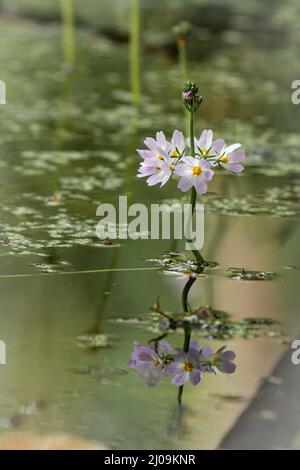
<box><xmin>61</xmin><ymin>0</ymin><xmax>76</xmax><ymax>66</ymax></box>
<box><xmin>178</xmin><ymin>38</ymin><xmax>189</xmax><ymax>135</ymax></box>
<box><xmin>187</xmin><ymin>111</ymin><xmax>205</xmax><ymax>265</ymax></box>
<box><xmin>190</xmin><ymin>109</ymin><xmax>195</xmax><ymax>155</ymax></box>
<box><xmin>181</xmin><ymin>276</ymin><xmax>196</xmax><ymax>313</ymax></box>
<box><xmin>178</xmin><ymin>274</ymin><xmax>195</xmax><ymax>407</ymax></box>
<box><xmin>177</xmin><ymin>108</ymin><xmax>205</xmax><ymax>408</ymax></box>
<box><xmin>190</xmin><ymin>187</ymin><xmax>205</xmax><ymax>265</ymax></box>
<box><xmin>130</xmin><ymin>0</ymin><xmax>141</xmax><ymax>111</ymax></box>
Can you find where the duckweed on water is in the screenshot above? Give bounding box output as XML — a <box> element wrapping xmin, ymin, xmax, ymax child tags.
<box><xmin>31</xmin><ymin>260</ymin><xmax>72</xmax><ymax>273</ymax></box>
<box><xmin>0</xmin><ymin>150</ymin><xmax>127</xmax><ymax>259</ymax></box>
<box><xmin>227</xmin><ymin>268</ymin><xmax>275</xmax><ymax>281</ymax></box>
<box><xmin>164</xmin><ymin>182</ymin><xmax>300</xmax><ymax>218</ymax></box>
<box><xmin>114</xmin><ymin>303</ymin><xmax>283</xmax><ymax>341</ymax></box>
<box><xmin>76</xmin><ymin>333</ymin><xmax>113</xmax><ymax>351</ymax></box>
<box><xmin>147</xmin><ymin>252</ymin><xmax>218</xmax><ymax>277</ymax></box>
<box><xmin>2</xmin><ymin>160</ymin><xmax>300</xmax><ymax>263</ymax></box>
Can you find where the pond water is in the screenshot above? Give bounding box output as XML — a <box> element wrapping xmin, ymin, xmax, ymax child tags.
<box><xmin>0</xmin><ymin>1</ymin><xmax>300</xmax><ymax>449</ymax></box>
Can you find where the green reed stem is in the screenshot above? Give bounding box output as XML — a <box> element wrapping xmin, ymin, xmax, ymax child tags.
<box><xmin>61</xmin><ymin>0</ymin><xmax>76</xmax><ymax>66</ymax></box>
<box><xmin>178</xmin><ymin>38</ymin><xmax>189</xmax><ymax>134</ymax></box>
<box><xmin>130</xmin><ymin>0</ymin><xmax>141</xmax><ymax>111</ymax></box>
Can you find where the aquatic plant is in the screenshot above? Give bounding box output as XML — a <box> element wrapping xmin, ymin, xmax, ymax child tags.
<box><xmin>137</xmin><ymin>82</ymin><xmax>245</xmax><ymax>194</ymax></box>
<box><xmin>129</xmin><ymin>340</ymin><xmax>235</xmax><ymax>388</ymax></box>
<box><xmin>131</xmin><ymin>81</ymin><xmax>245</xmax><ymax>406</ymax></box>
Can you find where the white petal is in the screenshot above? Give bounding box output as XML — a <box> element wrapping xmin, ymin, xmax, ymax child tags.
<box><xmin>225</xmin><ymin>143</ymin><xmax>241</xmax><ymax>154</ymax></box>
<box><xmin>198</xmin><ymin>129</ymin><xmax>208</xmax><ymax>149</ymax></box>
<box><xmin>172</xmin><ymin>130</ymin><xmax>185</xmax><ymax>152</ymax></box>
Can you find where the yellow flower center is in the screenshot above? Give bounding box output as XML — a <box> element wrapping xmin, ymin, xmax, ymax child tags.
<box><xmin>153</xmin><ymin>359</ymin><xmax>161</xmax><ymax>367</ymax></box>
<box><xmin>169</xmin><ymin>164</ymin><xmax>174</xmax><ymax>170</ymax></box>
<box><xmin>157</xmin><ymin>154</ymin><xmax>164</xmax><ymax>160</ymax></box>
<box><xmin>171</xmin><ymin>149</ymin><xmax>179</xmax><ymax>157</ymax></box>
<box><xmin>192</xmin><ymin>166</ymin><xmax>202</xmax><ymax>176</ymax></box>
<box><xmin>220</xmin><ymin>155</ymin><xmax>228</xmax><ymax>163</ymax></box>
<box><xmin>184</xmin><ymin>362</ymin><xmax>193</xmax><ymax>372</ymax></box>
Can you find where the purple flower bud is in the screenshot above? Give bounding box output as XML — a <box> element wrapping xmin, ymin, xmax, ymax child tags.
<box><xmin>182</xmin><ymin>90</ymin><xmax>194</xmax><ymax>101</ymax></box>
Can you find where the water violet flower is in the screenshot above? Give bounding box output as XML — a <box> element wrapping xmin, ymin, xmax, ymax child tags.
<box><xmin>129</xmin><ymin>340</ymin><xmax>174</xmax><ymax>386</ymax></box>
<box><xmin>193</xmin><ymin>129</ymin><xmax>223</xmax><ymax>159</ymax></box>
<box><xmin>170</xmin><ymin>130</ymin><xmax>185</xmax><ymax>158</ymax></box>
<box><xmin>210</xmin><ymin>346</ymin><xmax>237</xmax><ymax>374</ymax></box>
<box><xmin>137</xmin><ymin>151</ymin><xmax>173</xmax><ymax>187</ymax></box>
<box><xmin>174</xmin><ymin>157</ymin><xmax>214</xmax><ymax>194</ymax></box>
<box><xmin>169</xmin><ymin>357</ymin><xmax>202</xmax><ymax>386</ymax></box>
<box><xmin>137</xmin><ymin>131</ymin><xmax>171</xmax><ymax>160</ymax></box>
<box><xmin>167</xmin><ymin>341</ymin><xmax>204</xmax><ymax>386</ymax></box>
<box><xmin>216</xmin><ymin>143</ymin><xmax>245</xmax><ymax>173</ymax></box>
<box><xmin>132</xmin><ymin>81</ymin><xmax>241</xmax><ymax>407</ymax></box>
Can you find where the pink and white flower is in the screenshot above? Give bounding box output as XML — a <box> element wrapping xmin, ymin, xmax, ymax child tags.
<box><xmin>216</xmin><ymin>143</ymin><xmax>245</xmax><ymax>173</ymax></box>
<box><xmin>137</xmin><ymin>131</ymin><xmax>171</xmax><ymax>160</ymax></box>
<box><xmin>174</xmin><ymin>156</ymin><xmax>214</xmax><ymax>195</ymax></box>
<box><xmin>166</xmin><ymin>341</ymin><xmax>204</xmax><ymax>386</ymax></box>
<box><xmin>129</xmin><ymin>340</ymin><xmax>174</xmax><ymax>387</ymax></box>
<box><xmin>169</xmin><ymin>130</ymin><xmax>186</xmax><ymax>158</ymax></box>
<box><xmin>191</xmin><ymin>129</ymin><xmax>222</xmax><ymax>158</ymax></box>
<box><xmin>211</xmin><ymin>346</ymin><xmax>237</xmax><ymax>374</ymax></box>
<box><xmin>136</xmin><ymin>129</ymin><xmax>245</xmax><ymax>190</ymax></box>
<box><xmin>137</xmin><ymin>149</ymin><xmax>174</xmax><ymax>187</ymax></box>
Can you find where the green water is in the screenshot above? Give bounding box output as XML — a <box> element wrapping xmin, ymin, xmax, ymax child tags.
<box><xmin>0</xmin><ymin>1</ymin><xmax>300</xmax><ymax>449</ymax></box>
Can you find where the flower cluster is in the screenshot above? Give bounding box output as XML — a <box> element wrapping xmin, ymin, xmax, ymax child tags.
<box><xmin>137</xmin><ymin>129</ymin><xmax>245</xmax><ymax>195</ymax></box>
<box><xmin>129</xmin><ymin>340</ymin><xmax>236</xmax><ymax>387</ymax></box>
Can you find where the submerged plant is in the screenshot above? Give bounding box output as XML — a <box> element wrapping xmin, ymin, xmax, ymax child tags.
<box><xmin>131</xmin><ymin>82</ymin><xmax>245</xmax><ymax>406</ymax></box>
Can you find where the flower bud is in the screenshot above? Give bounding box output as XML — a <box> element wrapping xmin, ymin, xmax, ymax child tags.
<box><xmin>181</xmin><ymin>90</ymin><xmax>194</xmax><ymax>101</ymax></box>
<box><xmin>182</xmin><ymin>81</ymin><xmax>203</xmax><ymax>112</ymax></box>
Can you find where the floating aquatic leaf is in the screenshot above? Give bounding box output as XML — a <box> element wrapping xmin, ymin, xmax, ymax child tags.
<box><xmin>227</xmin><ymin>268</ymin><xmax>275</xmax><ymax>281</ymax></box>
<box><xmin>113</xmin><ymin>302</ymin><xmax>283</xmax><ymax>341</ymax></box>
<box><xmin>31</xmin><ymin>261</ymin><xmax>71</xmax><ymax>273</ymax></box>
<box><xmin>71</xmin><ymin>366</ymin><xmax>127</xmax><ymax>387</ymax></box>
<box><xmin>147</xmin><ymin>252</ymin><xmax>218</xmax><ymax>277</ymax></box>
<box><xmin>19</xmin><ymin>400</ymin><xmax>47</xmax><ymax>416</ymax></box>
<box><xmin>266</xmin><ymin>330</ymin><xmax>284</xmax><ymax>337</ymax></box>
<box><xmin>97</xmin><ymin>240</ymin><xmax>121</xmax><ymax>248</ymax></box>
<box><xmin>211</xmin><ymin>393</ymin><xmax>248</xmax><ymax>402</ymax></box>
<box><xmin>163</xmin><ymin>181</ymin><xmax>300</xmax><ymax>219</ymax></box>
<box><xmin>76</xmin><ymin>334</ymin><xmax>112</xmax><ymax>351</ymax></box>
